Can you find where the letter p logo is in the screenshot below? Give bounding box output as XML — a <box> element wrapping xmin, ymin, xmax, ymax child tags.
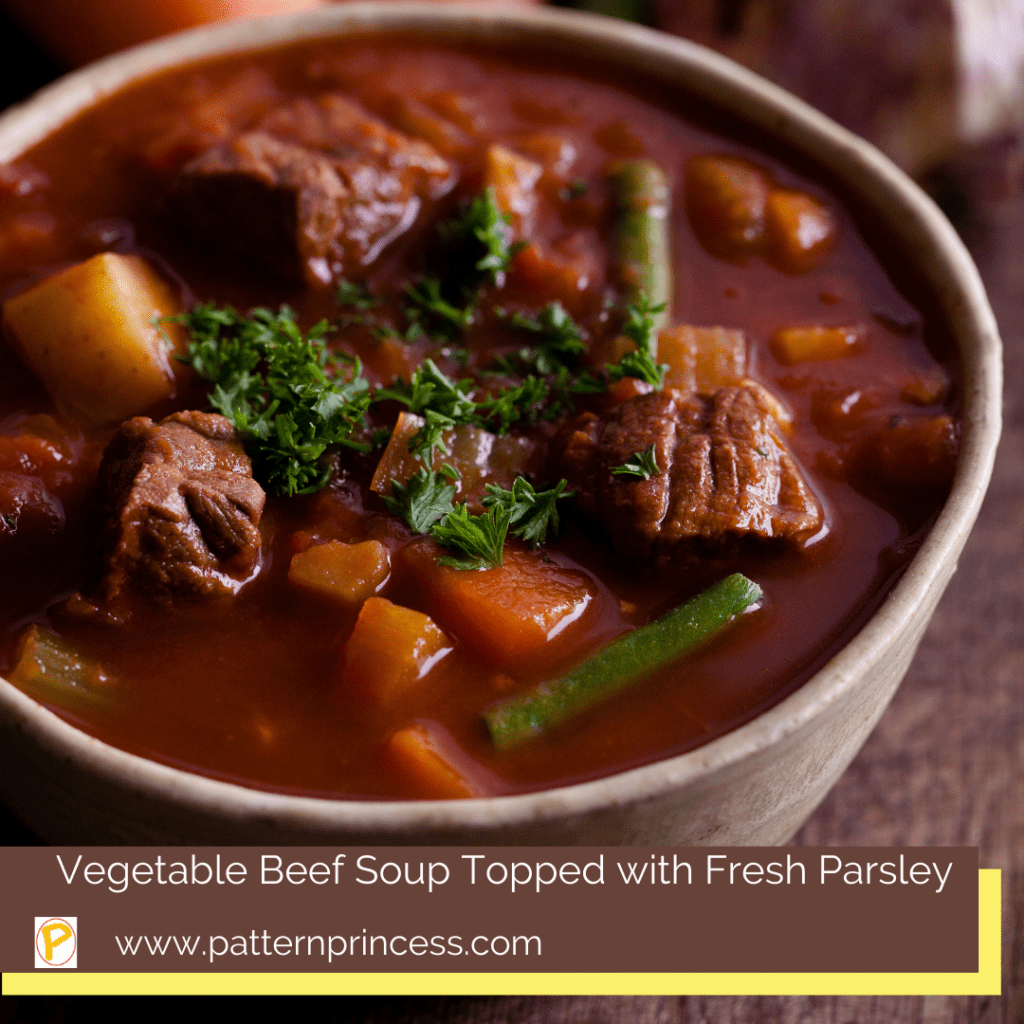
<box><xmin>35</xmin><ymin>917</ymin><xmax>77</xmax><ymax>968</ymax></box>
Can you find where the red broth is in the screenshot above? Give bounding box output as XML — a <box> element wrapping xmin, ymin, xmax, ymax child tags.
<box><xmin>0</xmin><ymin>36</ymin><xmax>958</xmax><ymax>798</ymax></box>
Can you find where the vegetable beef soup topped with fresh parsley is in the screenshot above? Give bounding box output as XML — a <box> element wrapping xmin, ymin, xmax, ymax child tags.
<box><xmin>0</xmin><ymin>36</ymin><xmax>959</xmax><ymax>799</ymax></box>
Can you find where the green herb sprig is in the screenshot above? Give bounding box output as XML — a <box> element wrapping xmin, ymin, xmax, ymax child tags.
<box><xmin>173</xmin><ymin>304</ymin><xmax>371</xmax><ymax>496</ymax></box>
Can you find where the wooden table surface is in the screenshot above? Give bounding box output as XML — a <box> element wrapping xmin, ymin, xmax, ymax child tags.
<box><xmin>0</xmin><ymin>11</ymin><xmax>1019</xmax><ymax>1023</ymax></box>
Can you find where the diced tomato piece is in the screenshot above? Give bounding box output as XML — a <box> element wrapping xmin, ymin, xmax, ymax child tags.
<box><xmin>288</xmin><ymin>540</ymin><xmax>390</xmax><ymax>605</ymax></box>
<box><xmin>385</xmin><ymin>723</ymin><xmax>481</xmax><ymax>799</ymax></box>
<box><xmin>401</xmin><ymin>540</ymin><xmax>595</xmax><ymax>668</ymax></box>
<box><xmin>340</xmin><ymin>596</ymin><xmax>451</xmax><ymax>708</ymax></box>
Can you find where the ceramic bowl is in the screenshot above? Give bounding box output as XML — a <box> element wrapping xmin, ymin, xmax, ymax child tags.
<box><xmin>0</xmin><ymin>3</ymin><xmax>1002</xmax><ymax>845</ymax></box>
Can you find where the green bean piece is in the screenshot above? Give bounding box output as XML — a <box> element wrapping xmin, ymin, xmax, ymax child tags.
<box><xmin>6</xmin><ymin>624</ymin><xmax>116</xmax><ymax>712</ymax></box>
<box><xmin>484</xmin><ymin>573</ymin><xmax>762</xmax><ymax>749</ymax></box>
<box><xmin>608</xmin><ymin>158</ymin><xmax>672</xmax><ymax>332</ymax></box>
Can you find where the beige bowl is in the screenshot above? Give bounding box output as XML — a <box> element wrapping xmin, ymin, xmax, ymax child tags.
<box><xmin>0</xmin><ymin>3</ymin><xmax>1002</xmax><ymax>845</ymax></box>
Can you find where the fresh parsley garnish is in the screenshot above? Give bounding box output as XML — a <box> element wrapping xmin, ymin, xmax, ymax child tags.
<box><xmin>335</xmin><ymin>279</ymin><xmax>381</xmax><ymax>310</ymax></box>
<box><xmin>482</xmin><ymin>477</ymin><xmax>575</xmax><ymax>547</ymax></box>
<box><xmin>562</xmin><ymin>178</ymin><xmax>589</xmax><ymax>201</ymax></box>
<box><xmin>381</xmin><ymin>468</ymin><xmax>457</xmax><ymax>534</ymax></box>
<box><xmin>439</xmin><ymin>187</ymin><xmax>522</xmax><ymax>294</ymax></box>
<box><xmin>173</xmin><ymin>304</ymin><xmax>371</xmax><ymax>496</ymax></box>
<box><xmin>606</xmin><ymin>293</ymin><xmax>668</xmax><ymax>388</ymax></box>
<box><xmin>403</xmin><ymin>278</ymin><xmax>474</xmax><ymax>340</ymax></box>
<box><xmin>432</xmin><ymin>502</ymin><xmax>512</xmax><ymax>570</ymax></box>
<box><xmin>611</xmin><ymin>443</ymin><xmax>661</xmax><ymax>480</ymax></box>
<box><xmin>495</xmin><ymin>301</ymin><xmax>587</xmax><ymax>375</ymax></box>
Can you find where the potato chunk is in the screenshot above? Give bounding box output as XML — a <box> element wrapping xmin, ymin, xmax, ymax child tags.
<box><xmin>771</xmin><ymin>324</ymin><xmax>864</xmax><ymax>365</ymax></box>
<box><xmin>340</xmin><ymin>596</ymin><xmax>451</xmax><ymax>709</ymax></box>
<box><xmin>2</xmin><ymin>252</ymin><xmax>184</xmax><ymax>426</ymax></box>
<box><xmin>288</xmin><ymin>540</ymin><xmax>390</xmax><ymax>606</ymax></box>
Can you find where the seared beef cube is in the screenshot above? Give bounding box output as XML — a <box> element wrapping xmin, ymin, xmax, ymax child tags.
<box><xmin>173</xmin><ymin>94</ymin><xmax>454</xmax><ymax>284</ymax></box>
<box><xmin>551</xmin><ymin>386</ymin><xmax>823</xmax><ymax>561</ymax></box>
<box><xmin>75</xmin><ymin>411</ymin><xmax>265</xmax><ymax>620</ymax></box>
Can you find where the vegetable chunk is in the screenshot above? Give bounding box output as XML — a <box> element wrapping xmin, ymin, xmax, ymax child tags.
<box><xmin>658</xmin><ymin>324</ymin><xmax>747</xmax><ymax>392</ymax></box>
<box><xmin>7</xmin><ymin>624</ymin><xmax>115</xmax><ymax>712</ymax></box>
<box><xmin>771</xmin><ymin>324</ymin><xmax>864</xmax><ymax>365</ymax></box>
<box><xmin>288</xmin><ymin>539</ymin><xmax>390</xmax><ymax>605</ymax></box>
<box><xmin>341</xmin><ymin>596</ymin><xmax>451</xmax><ymax>708</ymax></box>
<box><xmin>2</xmin><ymin>253</ymin><xmax>183</xmax><ymax>427</ymax></box>
<box><xmin>401</xmin><ymin>540</ymin><xmax>595</xmax><ymax>667</ymax></box>
<box><xmin>386</xmin><ymin>723</ymin><xmax>481</xmax><ymax>799</ymax></box>
<box><xmin>485</xmin><ymin>573</ymin><xmax>762</xmax><ymax>748</ymax></box>
<box><xmin>765</xmin><ymin>189</ymin><xmax>835</xmax><ymax>273</ymax></box>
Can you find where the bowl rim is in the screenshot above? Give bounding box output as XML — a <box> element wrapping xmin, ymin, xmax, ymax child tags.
<box><xmin>0</xmin><ymin>1</ymin><xmax>1003</xmax><ymax>837</ymax></box>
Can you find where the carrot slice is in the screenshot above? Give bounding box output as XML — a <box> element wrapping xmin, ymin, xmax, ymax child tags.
<box><xmin>401</xmin><ymin>540</ymin><xmax>595</xmax><ymax>667</ymax></box>
<box><xmin>386</xmin><ymin>723</ymin><xmax>480</xmax><ymax>799</ymax></box>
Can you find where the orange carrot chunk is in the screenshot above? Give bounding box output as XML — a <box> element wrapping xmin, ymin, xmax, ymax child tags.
<box><xmin>288</xmin><ymin>540</ymin><xmax>390</xmax><ymax>605</ymax></box>
<box><xmin>765</xmin><ymin>188</ymin><xmax>836</xmax><ymax>273</ymax></box>
<box><xmin>686</xmin><ymin>154</ymin><xmax>770</xmax><ymax>258</ymax></box>
<box><xmin>401</xmin><ymin>540</ymin><xmax>595</xmax><ymax>668</ymax></box>
<box><xmin>340</xmin><ymin>596</ymin><xmax>451</xmax><ymax>708</ymax></box>
<box><xmin>385</xmin><ymin>723</ymin><xmax>481</xmax><ymax>799</ymax></box>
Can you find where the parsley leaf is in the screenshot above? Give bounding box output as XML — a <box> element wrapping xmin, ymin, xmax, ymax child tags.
<box><xmin>403</xmin><ymin>278</ymin><xmax>474</xmax><ymax>340</ymax></box>
<box><xmin>375</xmin><ymin>359</ymin><xmax>478</xmax><ymax>460</ymax></box>
<box><xmin>439</xmin><ymin>187</ymin><xmax>521</xmax><ymax>294</ymax></box>
<box><xmin>475</xmin><ymin>376</ymin><xmax>549</xmax><ymax>434</ymax></box>
<box><xmin>497</xmin><ymin>301</ymin><xmax>587</xmax><ymax>375</ymax></box>
<box><xmin>611</xmin><ymin>443</ymin><xmax>661</xmax><ymax>480</ymax></box>
<box><xmin>381</xmin><ymin>468</ymin><xmax>457</xmax><ymax>533</ymax></box>
<box><xmin>482</xmin><ymin>477</ymin><xmax>575</xmax><ymax>547</ymax></box>
<box><xmin>173</xmin><ymin>304</ymin><xmax>371</xmax><ymax>496</ymax></box>
<box><xmin>432</xmin><ymin>502</ymin><xmax>512</xmax><ymax>570</ymax></box>
<box><xmin>606</xmin><ymin>293</ymin><xmax>669</xmax><ymax>388</ymax></box>
<box><xmin>335</xmin><ymin>279</ymin><xmax>381</xmax><ymax>310</ymax></box>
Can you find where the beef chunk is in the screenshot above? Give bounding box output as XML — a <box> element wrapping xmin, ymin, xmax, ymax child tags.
<box><xmin>72</xmin><ymin>411</ymin><xmax>265</xmax><ymax>621</ymax></box>
<box><xmin>173</xmin><ymin>94</ymin><xmax>454</xmax><ymax>285</ymax></box>
<box><xmin>551</xmin><ymin>386</ymin><xmax>823</xmax><ymax>561</ymax></box>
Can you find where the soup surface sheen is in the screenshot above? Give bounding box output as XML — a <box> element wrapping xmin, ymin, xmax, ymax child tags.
<box><xmin>0</xmin><ymin>35</ymin><xmax>959</xmax><ymax>799</ymax></box>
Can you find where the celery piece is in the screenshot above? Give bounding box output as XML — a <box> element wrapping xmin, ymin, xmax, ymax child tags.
<box><xmin>484</xmin><ymin>573</ymin><xmax>761</xmax><ymax>749</ymax></box>
<box><xmin>6</xmin><ymin>624</ymin><xmax>115</xmax><ymax>711</ymax></box>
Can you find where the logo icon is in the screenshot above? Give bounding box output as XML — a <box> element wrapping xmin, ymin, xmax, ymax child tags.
<box><xmin>34</xmin><ymin>917</ymin><xmax>77</xmax><ymax>968</ymax></box>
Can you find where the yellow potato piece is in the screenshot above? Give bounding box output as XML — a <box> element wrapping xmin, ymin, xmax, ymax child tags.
<box><xmin>2</xmin><ymin>252</ymin><xmax>184</xmax><ymax>426</ymax></box>
<box><xmin>771</xmin><ymin>324</ymin><xmax>864</xmax><ymax>365</ymax></box>
<box><xmin>288</xmin><ymin>539</ymin><xmax>390</xmax><ymax>605</ymax></box>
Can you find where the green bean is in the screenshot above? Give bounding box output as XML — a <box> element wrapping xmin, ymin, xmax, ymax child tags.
<box><xmin>484</xmin><ymin>573</ymin><xmax>762</xmax><ymax>749</ymax></box>
<box><xmin>607</xmin><ymin>158</ymin><xmax>672</xmax><ymax>332</ymax></box>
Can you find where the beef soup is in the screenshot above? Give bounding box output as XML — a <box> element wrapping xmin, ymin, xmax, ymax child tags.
<box><xmin>0</xmin><ymin>30</ymin><xmax>962</xmax><ymax>803</ymax></box>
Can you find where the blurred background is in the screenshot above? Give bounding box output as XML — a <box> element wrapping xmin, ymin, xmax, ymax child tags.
<box><xmin>0</xmin><ymin>2</ymin><xmax>1019</xmax><ymax>1022</ymax></box>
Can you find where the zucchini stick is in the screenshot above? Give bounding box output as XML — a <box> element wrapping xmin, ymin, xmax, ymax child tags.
<box><xmin>483</xmin><ymin>573</ymin><xmax>762</xmax><ymax>749</ymax></box>
<box><xmin>608</xmin><ymin>158</ymin><xmax>672</xmax><ymax>332</ymax></box>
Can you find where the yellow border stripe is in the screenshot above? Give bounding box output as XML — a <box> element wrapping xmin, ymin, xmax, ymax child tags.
<box><xmin>3</xmin><ymin>869</ymin><xmax>1001</xmax><ymax>997</ymax></box>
